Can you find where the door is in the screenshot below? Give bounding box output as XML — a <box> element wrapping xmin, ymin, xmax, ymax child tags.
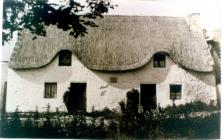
<box><xmin>140</xmin><ymin>84</ymin><xmax>157</xmax><ymax>111</ymax></box>
<box><xmin>68</xmin><ymin>83</ymin><xmax>86</xmax><ymax>113</ymax></box>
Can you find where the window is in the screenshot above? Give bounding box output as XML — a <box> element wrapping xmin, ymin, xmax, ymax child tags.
<box><xmin>110</xmin><ymin>77</ymin><xmax>117</xmax><ymax>83</ymax></box>
<box><xmin>59</xmin><ymin>50</ymin><xmax>72</xmax><ymax>66</ymax></box>
<box><xmin>170</xmin><ymin>84</ymin><xmax>182</xmax><ymax>100</ymax></box>
<box><xmin>153</xmin><ymin>53</ymin><xmax>165</xmax><ymax>67</ymax></box>
<box><xmin>44</xmin><ymin>83</ymin><xmax>57</xmax><ymax>98</ymax></box>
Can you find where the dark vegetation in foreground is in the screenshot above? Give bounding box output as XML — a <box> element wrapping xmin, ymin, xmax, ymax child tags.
<box><xmin>0</xmin><ymin>100</ymin><xmax>220</xmax><ymax>139</ymax></box>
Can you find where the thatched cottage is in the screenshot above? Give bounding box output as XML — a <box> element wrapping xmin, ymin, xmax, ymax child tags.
<box><xmin>6</xmin><ymin>14</ymin><xmax>217</xmax><ymax>112</ymax></box>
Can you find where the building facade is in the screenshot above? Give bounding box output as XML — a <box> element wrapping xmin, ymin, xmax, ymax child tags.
<box><xmin>6</xmin><ymin>15</ymin><xmax>217</xmax><ymax>112</ymax></box>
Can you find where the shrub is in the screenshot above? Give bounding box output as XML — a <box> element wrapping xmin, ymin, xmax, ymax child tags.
<box><xmin>117</xmin><ymin>99</ymin><xmax>220</xmax><ymax>138</ymax></box>
<box><xmin>0</xmin><ymin>100</ymin><xmax>220</xmax><ymax>139</ymax></box>
<box><xmin>126</xmin><ymin>89</ymin><xmax>139</xmax><ymax>117</ymax></box>
<box><xmin>163</xmin><ymin>100</ymin><xmax>219</xmax><ymax>118</ymax></box>
<box><xmin>87</xmin><ymin>107</ymin><xmax>119</xmax><ymax>119</ymax></box>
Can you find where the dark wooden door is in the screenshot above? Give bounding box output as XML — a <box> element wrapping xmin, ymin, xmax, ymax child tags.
<box><xmin>68</xmin><ymin>83</ymin><xmax>86</xmax><ymax>113</ymax></box>
<box><xmin>140</xmin><ymin>84</ymin><xmax>157</xmax><ymax>111</ymax></box>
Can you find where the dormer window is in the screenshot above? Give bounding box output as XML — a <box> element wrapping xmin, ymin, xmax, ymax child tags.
<box><xmin>153</xmin><ymin>53</ymin><xmax>166</xmax><ymax>67</ymax></box>
<box><xmin>59</xmin><ymin>50</ymin><xmax>72</xmax><ymax>66</ymax></box>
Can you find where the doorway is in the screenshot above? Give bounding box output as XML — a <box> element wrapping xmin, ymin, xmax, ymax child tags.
<box><xmin>67</xmin><ymin>83</ymin><xmax>86</xmax><ymax>113</ymax></box>
<box><xmin>140</xmin><ymin>84</ymin><xmax>157</xmax><ymax>111</ymax></box>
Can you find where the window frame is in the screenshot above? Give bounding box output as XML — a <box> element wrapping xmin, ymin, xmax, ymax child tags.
<box><xmin>44</xmin><ymin>82</ymin><xmax>57</xmax><ymax>98</ymax></box>
<box><xmin>153</xmin><ymin>53</ymin><xmax>166</xmax><ymax>68</ymax></box>
<box><xmin>59</xmin><ymin>50</ymin><xmax>72</xmax><ymax>66</ymax></box>
<box><xmin>170</xmin><ymin>84</ymin><xmax>182</xmax><ymax>100</ymax></box>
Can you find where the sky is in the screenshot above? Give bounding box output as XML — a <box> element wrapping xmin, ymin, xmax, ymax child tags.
<box><xmin>109</xmin><ymin>0</ymin><xmax>222</xmax><ymax>30</ymax></box>
<box><xmin>1</xmin><ymin>0</ymin><xmax>222</xmax><ymax>61</ymax></box>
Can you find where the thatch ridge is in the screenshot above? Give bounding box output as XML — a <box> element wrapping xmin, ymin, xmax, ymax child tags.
<box><xmin>9</xmin><ymin>15</ymin><xmax>214</xmax><ymax>72</ymax></box>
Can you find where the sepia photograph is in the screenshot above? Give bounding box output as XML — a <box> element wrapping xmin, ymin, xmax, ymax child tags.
<box><xmin>0</xmin><ymin>0</ymin><xmax>221</xmax><ymax>139</ymax></box>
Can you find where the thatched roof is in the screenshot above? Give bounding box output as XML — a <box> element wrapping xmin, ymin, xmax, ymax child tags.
<box><xmin>9</xmin><ymin>16</ymin><xmax>214</xmax><ymax>72</ymax></box>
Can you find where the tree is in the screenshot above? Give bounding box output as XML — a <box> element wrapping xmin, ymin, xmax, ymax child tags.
<box><xmin>2</xmin><ymin>0</ymin><xmax>116</xmax><ymax>45</ymax></box>
<box><xmin>202</xmin><ymin>29</ymin><xmax>221</xmax><ymax>84</ymax></box>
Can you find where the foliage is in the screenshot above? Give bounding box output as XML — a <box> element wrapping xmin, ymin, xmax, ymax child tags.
<box><xmin>3</xmin><ymin>0</ymin><xmax>116</xmax><ymax>45</ymax></box>
<box><xmin>207</xmin><ymin>40</ymin><xmax>221</xmax><ymax>56</ymax></box>
<box><xmin>126</xmin><ymin>89</ymin><xmax>139</xmax><ymax>117</ymax></box>
<box><xmin>163</xmin><ymin>100</ymin><xmax>218</xmax><ymax>118</ymax></box>
<box><xmin>0</xmin><ymin>101</ymin><xmax>220</xmax><ymax>139</ymax></box>
<box><xmin>86</xmin><ymin>107</ymin><xmax>119</xmax><ymax>119</ymax></box>
<box><xmin>117</xmin><ymin>100</ymin><xmax>220</xmax><ymax>138</ymax></box>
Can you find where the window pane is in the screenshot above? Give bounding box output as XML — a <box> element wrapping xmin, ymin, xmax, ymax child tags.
<box><xmin>45</xmin><ymin>85</ymin><xmax>49</xmax><ymax>98</ymax></box>
<box><xmin>154</xmin><ymin>61</ymin><xmax>158</xmax><ymax>67</ymax></box>
<box><xmin>160</xmin><ymin>61</ymin><xmax>165</xmax><ymax>67</ymax></box>
<box><xmin>53</xmin><ymin>84</ymin><xmax>57</xmax><ymax>98</ymax></box>
<box><xmin>48</xmin><ymin>85</ymin><xmax>51</xmax><ymax>98</ymax></box>
<box><xmin>176</xmin><ymin>92</ymin><xmax>181</xmax><ymax>99</ymax></box>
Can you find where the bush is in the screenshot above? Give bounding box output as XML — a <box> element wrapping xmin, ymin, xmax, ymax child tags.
<box><xmin>117</xmin><ymin>99</ymin><xmax>220</xmax><ymax>138</ymax></box>
<box><xmin>87</xmin><ymin>107</ymin><xmax>119</xmax><ymax>119</ymax></box>
<box><xmin>126</xmin><ymin>89</ymin><xmax>139</xmax><ymax>117</ymax></box>
<box><xmin>163</xmin><ymin>100</ymin><xmax>219</xmax><ymax>118</ymax></box>
<box><xmin>0</xmin><ymin>101</ymin><xmax>220</xmax><ymax>139</ymax></box>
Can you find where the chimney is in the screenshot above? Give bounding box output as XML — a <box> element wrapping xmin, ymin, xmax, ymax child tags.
<box><xmin>186</xmin><ymin>13</ymin><xmax>201</xmax><ymax>31</ymax></box>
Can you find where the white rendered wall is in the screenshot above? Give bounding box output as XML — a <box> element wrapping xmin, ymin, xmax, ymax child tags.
<box><xmin>6</xmin><ymin>54</ymin><xmax>217</xmax><ymax>112</ymax></box>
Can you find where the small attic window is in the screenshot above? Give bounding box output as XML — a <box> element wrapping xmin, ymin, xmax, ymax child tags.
<box><xmin>59</xmin><ymin>50</ymin><xmax>72</xmax><ymax>66</ymax></box>
<box><xmin>153</xmin><ymin>53</ymin><xmax>166</xmax><ymax>67</ymax></box>
<box><xmin>110</xmin><ymin>77</ymin><xmax>117</xmax><ymax>83</ymax></box>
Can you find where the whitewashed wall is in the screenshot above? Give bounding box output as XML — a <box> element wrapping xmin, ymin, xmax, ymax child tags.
<box><xmin>6</xmin><ymin>53</ymin><xmax>217</xmax><ymax>112</ymax></box>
